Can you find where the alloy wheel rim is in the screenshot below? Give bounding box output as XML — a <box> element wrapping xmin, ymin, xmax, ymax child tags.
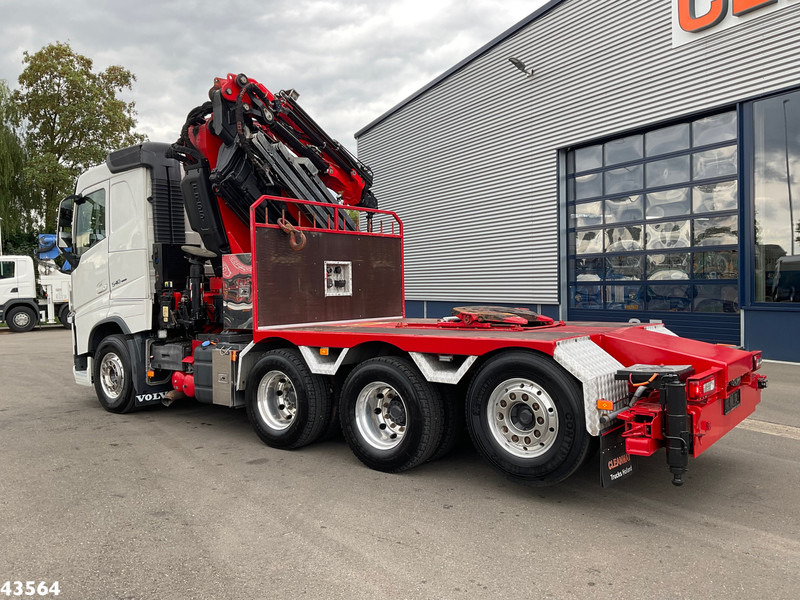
<box><xmin>100</xmin><ymin>352</ymin><xmax>125</xmax><ymax>400</ymax></box>
<box><xmin>486</xmin><ymin>377</ymin><xmax>559</xmax><ymax>458</ymax></box>
<box><xmin>257</xmin><ymin>370</ymin><xmax>297</xmax><ymax>431</ymax></box>
<box><xmin>355</xmin><ymin>381</ymin><xmax>407</xmax><ymax>450</ymax></box>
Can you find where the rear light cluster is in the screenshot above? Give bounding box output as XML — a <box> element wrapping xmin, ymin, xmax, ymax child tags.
<box><xmin>687</xmin><ymin>371</ymin><xmax>719</xmax><ymax>400</ymax></box>
<box><xmin>752</xmin><ymin>352</ymin><xmax>763</xmax><ymax>371</ymax></box>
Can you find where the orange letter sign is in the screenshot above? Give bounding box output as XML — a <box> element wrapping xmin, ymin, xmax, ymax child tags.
<box><xmin>678</xmin><ymin>0</ymin><xmax>728</xmax><ymax>32</ymax></box>
<box><xmin>732</xmin><ymin>0</ymin><xmax>777</xmax><ymax>15</ymax></box>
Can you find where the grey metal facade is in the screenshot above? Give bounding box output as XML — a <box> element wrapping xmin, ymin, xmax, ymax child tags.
<box><xmin>356</xmin><ymin>0</ymin><xmax>800</xmax><ymax>313</ymax></box>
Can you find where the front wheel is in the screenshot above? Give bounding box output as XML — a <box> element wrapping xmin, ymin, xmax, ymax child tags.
<box><xmin>466</xmin><ymin>351</ymin><xmax>591</xmax><ymax>486</ymax></box>
<box><xmin>6</xmin><ymin>306</ymin><xmax>37</xmax><ymax>332</ymax></box>
<box><xmin>93</xmin><ymin>335</ymin><xmax>136</xmax><ymax>414</ymax></box>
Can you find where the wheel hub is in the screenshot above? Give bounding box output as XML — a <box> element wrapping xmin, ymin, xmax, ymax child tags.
<box><xmin>13</xmin><ymin>312</ymin><xmax>31</xmax><ymax>328</ymax></box>
<box><xmin>487</xmin><ymin>378</ymin><xmax>559</xmax><ymax>459</ymax></box>
<box><xmin>387</xmin><ymin>398</ymin><xmax>406</xmax><ymax>426</ymax></box>
<box><xmin>510</xmin><ymin>403</ymin><xmax>535</xmax><ymax>429</ymax></box>
<box><xmin>257</xmin><ymin>370</ymin><xmax>297</xmax><ymax>431</ymax></box>
<box><xmin>355</xmin><ymin>382</ymin><xmax>407</xmax><ymax>450</ymax></box>
<box><xmin>100</xmin><ymin>353</ymin><xmax>125</xmax><ymax>400</ymax></box>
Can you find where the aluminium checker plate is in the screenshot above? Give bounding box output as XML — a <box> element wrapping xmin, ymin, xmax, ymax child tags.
<box><xmin>553</xmin><ymin>336</ymin><xmax>628</xmax><ymax>436</ymax></box>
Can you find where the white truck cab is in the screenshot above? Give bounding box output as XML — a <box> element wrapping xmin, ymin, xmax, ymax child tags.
<box><xmin>68</xmin><ymin>160</ymin><xmax>155</xmax><ymax>357</ymax></box>
<box><xmin>58</xmin><ymin>142</ymin><xmax>190</xmax><ymax>396</ymax></box>
<box><xmin>0</xmin><ymin>255</ymin><xmax>71</xmax><ymax>332</ymax></box>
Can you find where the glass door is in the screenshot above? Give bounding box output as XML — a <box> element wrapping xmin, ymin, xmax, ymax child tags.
<box><xmin>752</xmin><ymin>89</ymin><xmax>800</xmax><ymax>304</ymax></box>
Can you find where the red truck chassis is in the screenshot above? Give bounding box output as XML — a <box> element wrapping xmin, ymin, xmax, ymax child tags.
<box><xmin>163</xmin><ymin>194</ymin><xmax>765</xmax><ymax>487</ymax></box>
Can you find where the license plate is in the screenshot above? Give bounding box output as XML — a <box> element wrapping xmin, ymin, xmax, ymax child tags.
<box><xmin>600</xmin><ymin>428</ymin><xmax>635</xmax><ymax>487</ymax></box>
<box><xmin>723</xmin><ymin>389</ymin><xmax>741</xmax><ymax>415</ymax></box>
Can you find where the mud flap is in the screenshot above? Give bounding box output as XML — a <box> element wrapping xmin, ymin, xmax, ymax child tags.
<box><xmin>600</xmin><ymin>427</ymin><xmax>635</xmax><ymax>487</ymax></box>
<box><xmin>126</xmin><ymin>335</ymin><xmax>172</xmax><ymax>408</ymax></box>
<box><xmin>133</xmin><ymin>385</ymin><xmax>172</xmax><ymax>408</ymax></box>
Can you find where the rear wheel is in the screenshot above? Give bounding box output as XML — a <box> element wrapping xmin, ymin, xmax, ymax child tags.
<box><xmin>340</xmin><ymin>357</ymin><xmax>444</xmax><ymax>473</ymax></box>
<box><xmin>318</xmin><ymin>375</ymin><xmax>345</xmax><ymax>442</ymax></box>
<box><xmin>93</xmin><ymin>335</ymin><xmax>136</xmax><ymax>414</ymax></box>
<box><xmin>6</xmin><ymin>306</ymin><xmax>37</xmax><ymax>332</ymax></box>
<box><xmin>428</xmin><ymin>385</ymin><xmax>463</xmax><ymax>462</ymax></box>
<box><xmin>246</xmin><ymin>349</ymin><xmax>331</xmax><ymax>449</ymax></box>
<box><xmin>466</xmin><ymin>351</ymin><xmax>591</xmax><ymax>486</ymax></box>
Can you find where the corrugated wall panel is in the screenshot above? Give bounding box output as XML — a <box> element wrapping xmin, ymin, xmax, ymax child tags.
<box><xmin>357</xmin><ymin>0</ymin><xmax>800</xmax><ymax>304</ymax></box>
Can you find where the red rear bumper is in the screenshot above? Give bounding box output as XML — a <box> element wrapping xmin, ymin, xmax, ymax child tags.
<box><xmin>617</xmin><ymin>372</ymin><xmax>765</xmax><ymax>458</ymax></box>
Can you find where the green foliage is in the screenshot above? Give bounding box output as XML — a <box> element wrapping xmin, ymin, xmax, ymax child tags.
<box><xmin>0</xmin><ymin>79</ymin><xmax>34</xmax><ymax>245</ymax></box>
<box><xmin>14</xmin><ymin>41</ymin><xmax>146</xmax><ymax>231</ymax></box>
<box><xmin>2</xmin><ymin>230</ymin><xmax>37</xmax><ymax>257</ymax></box>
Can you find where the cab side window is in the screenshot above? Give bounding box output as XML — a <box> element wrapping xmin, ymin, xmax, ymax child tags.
<box><xmin>0</xmin><ymin>261</ymin><xmax>14</xmax><ymax>279</ymax></box>
<box><xmin>74</xmin><ymin>189</ymin><xmax>107</xmax><ymax>257</ymax></box>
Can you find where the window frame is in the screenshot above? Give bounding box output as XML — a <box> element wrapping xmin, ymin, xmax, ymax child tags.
<box><xmin>742</xmin><ymin>86</ymin><xmax>800</xmax><ymax>309</ymax></box>
<box><xmin>73</xmin><ymin>186</ymin><xmax>108</xmax><ymax>259</ymax></box>
<box><xmin>566</xmin><ymin>108</ymin><xmax>741</xmax><ymax>315</ymax></box>
<box><xmin>0</xmin><ymin>260</ymin><xmax>15</xmax><ymax>280</ymax></box>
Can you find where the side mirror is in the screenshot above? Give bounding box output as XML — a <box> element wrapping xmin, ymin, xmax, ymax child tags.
<box><xmin>57</xmin><ymin>195</ymin><xmax>80</xmax><ymax>269</ymax></box>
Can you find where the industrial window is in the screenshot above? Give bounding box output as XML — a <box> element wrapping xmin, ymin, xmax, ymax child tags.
<box><xmin>752</xmin><ymin>89</ymin><xmax>800</xmax><ymax>304</ymax></box>
<box><xmin>566</xmin><ymin>111</ymin><xmax>739</xmax><ymax>314</ymax></box>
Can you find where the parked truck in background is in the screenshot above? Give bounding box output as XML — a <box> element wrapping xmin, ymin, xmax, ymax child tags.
<box><xmin>0</xmin><ymin>241</ymin><xmax>71</xmax><ymax>332</ymax></box>
<box><xmin>57</xmin><ymin>73</ymin><xmax>767</xmax><ymax>487</ymax></box>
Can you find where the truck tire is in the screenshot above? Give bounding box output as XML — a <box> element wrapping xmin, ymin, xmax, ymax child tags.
<box><xmin>465</xmin><ymin>351</ymin><xmax>592</xmax><ymax>486</ymax></box>
<box><xmin>428</xmin><ymin>386</ymin><xmax>463</xmax><ymax>462</ymax></box>
<box><xmin>318</xmin><ymin>375</ymin><xmax>344</xmax><ymax>442</ymax></box>
<box><xmin>93</xmin><ymin>335</ymin><xmax>136</xmax><ymax>414</ymax></box>
<box><xmin>58</xmin><ymin>304</ymin><xmax>70</xmax><ymax>328</ymax></box>
<box><xmin>246</xmin><ymin>349</ymin><xmax>331</xmax><ymax>449</ymax></box>
<box><xmin>339</xmin><ymin>356</ymin><xmax>445</xmax><ymax>473</ymax></box>
<box><xmin>6</xmin><ymin>306</ymin><xmax>37</xmax><ymax>333</ymax></box>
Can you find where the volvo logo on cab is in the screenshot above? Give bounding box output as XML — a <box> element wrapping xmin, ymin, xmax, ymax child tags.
<box><xmin>672</xmin><ymin>0</ymin><xmax>796</xmax><ymax>46</ymax></box>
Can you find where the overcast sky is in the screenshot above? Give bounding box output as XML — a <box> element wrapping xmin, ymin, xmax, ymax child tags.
<box><xmin>0</xmin><ymin>0</ymin><xmax>547</xmax><ymax>153</ymax></box>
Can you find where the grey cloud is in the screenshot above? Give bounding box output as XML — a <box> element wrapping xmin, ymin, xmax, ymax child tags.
<box><xmin>0</xmin><ymin>0</ymin><xmax>545</xmax><ymax>151</ymax></box>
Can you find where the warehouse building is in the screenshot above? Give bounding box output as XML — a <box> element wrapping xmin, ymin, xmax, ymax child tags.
<box><xmin>355</xmin><ymin>0</ymin><xmax>800</xmax><ymax>361</ymax></box>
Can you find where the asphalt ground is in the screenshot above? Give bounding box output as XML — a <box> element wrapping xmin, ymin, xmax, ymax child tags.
<box><xmin>1</xmin><ymin>328</ymin><xmax>798</xmax><ymax>600</ymax></box>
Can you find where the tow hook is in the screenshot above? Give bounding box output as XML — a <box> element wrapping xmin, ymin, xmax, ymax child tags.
<box><xmin>614</xmin><ymin>365</ymin><xmax>694</xmax><ymax>486</ymax></box>
<box><xmin>757</xmin><ymin>375</ymin><xmax>768</xmax><ymax>389</ymax></box>
<box><xmin>277</xmin><ymin>217</ymin><xmax>307</xmax><ymax>251</ymax></box>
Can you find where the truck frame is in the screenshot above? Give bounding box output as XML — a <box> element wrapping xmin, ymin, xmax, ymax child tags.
<box><xmin>57</xmin><ymin>73</ymin><xmax>766</xmax><ymax>487</ymax></box>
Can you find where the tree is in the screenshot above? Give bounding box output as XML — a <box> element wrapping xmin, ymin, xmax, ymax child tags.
<box><xmin>14</xmin><ymin>42</ymin><xmax>146</xmax><ymax>230</ymax></box>
<box><xmin>0</xmin><ymin>79</ymin><xmax>34</xmax><ymax>250</ymax></box>
<box><xmin>2</xmin><ymin>230</ymin><xmax>37</xmax><ymax>257</ymax></box>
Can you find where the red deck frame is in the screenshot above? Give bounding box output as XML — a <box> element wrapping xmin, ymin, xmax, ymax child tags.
<box><xmin>246</xmin><ymin>195</ymin><xmax>762</xmax><ymax>454</ymax></box>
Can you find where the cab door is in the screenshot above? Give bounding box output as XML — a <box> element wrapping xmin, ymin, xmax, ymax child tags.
<box><xmin>0</xmin><ymin>258</ymin><xmax>20</xmax><ymax>303</ymax></box>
